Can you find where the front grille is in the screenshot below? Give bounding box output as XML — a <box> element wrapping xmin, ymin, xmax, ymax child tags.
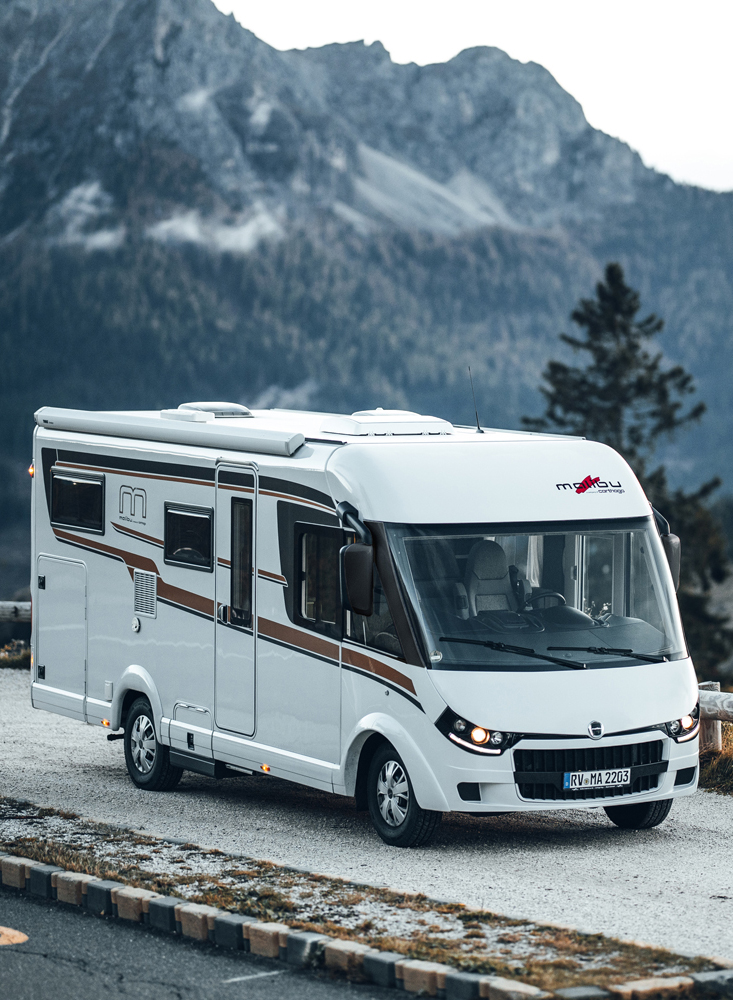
<box><xmin>514</xmin><ymin>740</ymin><xmax>665</xmax><ymax>801</ymax></box>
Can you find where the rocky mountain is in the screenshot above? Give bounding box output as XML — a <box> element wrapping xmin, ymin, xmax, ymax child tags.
<box><xmin>1</xmin><ymin>0</ymin><xmax>733</xmax><ymax>594</ymax></box>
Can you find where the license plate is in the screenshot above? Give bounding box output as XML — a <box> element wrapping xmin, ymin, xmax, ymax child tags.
<box><xmin>563</xmin><ymin>768</ymin><xmax>631</xmax><ymax>790</ymax></box>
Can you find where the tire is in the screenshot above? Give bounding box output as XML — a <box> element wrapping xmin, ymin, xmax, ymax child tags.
<box><xmin>123</xmin><ymin>697</ymin><xmax>182</xmax><ymax>791</ymax></box>
<box><xmin>367</xmin><ymin>742</ymin><xmax>441</xmax><ymax>848</ymax></box>
<box><xmin>604</xmin><ymin>798</ymin><xmax>673</xmax><ymax>830</ymax></box>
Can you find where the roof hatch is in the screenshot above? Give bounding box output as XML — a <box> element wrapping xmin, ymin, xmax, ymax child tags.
<box><xmin>177</xmin><ymin>401</ymin><xmax>252</xmax><ymax>418</ymax></box>
<box><xmin>320</xmin><ymin>409</ymin><xmax>453</xmax><ymax>437</ymax></box>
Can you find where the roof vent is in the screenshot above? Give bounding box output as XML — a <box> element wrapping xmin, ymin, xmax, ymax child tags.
<box><xmin>178</xmin><ymin>401</ymin><xmax>252</xmax><ymax>418</ymax></box>
<box><xmin>320</xmin><ymin>408</ymin><xmax>453</xmax><ymax>437</ymax></box>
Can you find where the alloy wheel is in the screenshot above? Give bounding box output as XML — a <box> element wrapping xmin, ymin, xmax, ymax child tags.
<box><xmin>376</xmin><ymin>759</ymin><xmax>410</xmax><ymax>827</ymax></box>
<box><xmin>130</xmin><ymin>713</ymin><xmax>157</xmax><ymax>774</ymax></box>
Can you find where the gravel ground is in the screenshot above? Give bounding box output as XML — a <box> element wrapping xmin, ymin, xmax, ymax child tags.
<box><xmin>1</xmin><ymin>669</ymin><xmax>732</xmax><ymax>961</ymax></box>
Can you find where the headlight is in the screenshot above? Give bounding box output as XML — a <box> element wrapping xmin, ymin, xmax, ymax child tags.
<box><xmin>437</xmin><ymin>709</ymin><xmax>519</xmax><ymax>755</ymax></box>
<box><xmin>666</xmin><ymin>702</ymin><xmax>700</xmax><ymax>742</ymax></box>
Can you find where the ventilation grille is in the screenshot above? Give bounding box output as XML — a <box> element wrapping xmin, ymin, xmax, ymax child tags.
<box><xmin>134</xmin><ymin>570</ymin><xmax>157</xmax><ymax>618</ymax></box>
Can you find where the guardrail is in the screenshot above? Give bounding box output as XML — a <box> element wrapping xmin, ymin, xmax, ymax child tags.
<box><xmin>0</xmin><ymin>602</ymin><xmax>31</xmax><ymax>622</ymax></box>
<box><xmin>699</xmin><ymin>681</ymin><xmax>733</xmax><ymax>752</ymax></box>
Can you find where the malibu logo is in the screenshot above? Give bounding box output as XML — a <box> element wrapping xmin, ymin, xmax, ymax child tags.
<box><xmin>556</xmin><ymin>475</ymin><xmax>624</xmax><ymax>495</ymax></box>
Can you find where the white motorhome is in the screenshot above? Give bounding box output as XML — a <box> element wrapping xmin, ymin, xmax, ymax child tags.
<box><xmin>29</xmin><ymin>403</ymin><xmax>699</xmax><ymax>846</ymax></box>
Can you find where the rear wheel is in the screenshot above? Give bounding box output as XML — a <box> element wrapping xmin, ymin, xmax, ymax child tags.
<box><xmin>604</xmin><ymin>798</ymin><xmax>673</xmax><ymax>829</ymax></box>
<box><xmin>367</xmin><ymin>742</ymin><xmax>441</xmax><ymax>847</ymax></box>
<box><xmin>123</xmin><ymin>697</ymin><xmax>182</xmax><ymax>791</ymax></box>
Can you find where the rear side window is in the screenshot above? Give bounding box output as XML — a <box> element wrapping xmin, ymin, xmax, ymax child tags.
<box><xmin>165</xmin><ymin>504</ymin><xmax>213</xmax><ymax>571</ymax></box>
<box><xmin>230</xmin><ymin>498</ymin><xmax>253</xmax><ymax>626</ymax></box>
<box><xmin>296</xmin><ymin>523</ymin><xmax>342</xmax><ymax>636</ymax></box>
<box><xmin>51</xmin><ymin>472</ymin><xmax>104</xmax><ymax>533</ymax></box>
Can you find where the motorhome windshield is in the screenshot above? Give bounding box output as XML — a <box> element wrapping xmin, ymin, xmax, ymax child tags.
<box><xmin>386</xmin><ymin>517</ymin><xmax>687</xmax><ymax>670</ymax></box>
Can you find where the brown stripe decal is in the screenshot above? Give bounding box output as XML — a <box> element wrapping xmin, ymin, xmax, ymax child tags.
<box><xmin>53</xmin><ymin>528</ymin><xmax>159</xmax><ymax>574</ymax></box>
<box><xmin>258</xmin><ymin>617</ymin><xmax>339</xmax><ymax>662</ymax></box>
<box><xmin>258</xmin><ymin>569</ymin><xmax>287</xmax><ymax>585</ymax></box>
<box><xmin>55</xmin><ymin>461</ymin><xmax>212</xmax><ymax>488</ymax></box>
<box><xmin>342</xmin><ymin>647</ymin><xmax>416</xmax><ymax>696</ymax></box>
<box><xmin>259</xmin><ymin>489</ymin><xmax>334</xmax><ymax>514</ymax></box>
<box><xmin>217</xmin><ymin>557</ymin><xmax>231</xmax><ymax>567</ymax></box>
<box><xmin>217</xmin><ymin>484</ymin><xmax>255</xmax><ymax>493</ymax></box>
<box><xmin>53</xmin><ymin>528</ymin><xmax>214</xmax><ymax>618</ymax></box>
<box><xmin>112</xmin><ymin>522</ymin><xmax>164</xmax><ymax>547</ymax></box>
<box><xmin>157</xmin><ymin>579</ymin><xmax>215</xmax><ymax>618</ymax></box>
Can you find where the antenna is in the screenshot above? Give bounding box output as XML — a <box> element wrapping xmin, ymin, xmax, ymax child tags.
<box><xmin>468</xmin><ymin>367</ymin><xmax>484</xmax><ymax>434</ymax></box>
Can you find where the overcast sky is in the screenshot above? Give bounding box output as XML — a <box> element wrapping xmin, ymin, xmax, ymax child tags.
<box><xmin>213</xmin><ymin>0</ymin><xmax>733</xmax><ymax>193</ymax></box>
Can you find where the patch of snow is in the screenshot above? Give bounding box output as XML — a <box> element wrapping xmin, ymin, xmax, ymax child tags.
<box><xmin>332</xmin><ymin>200</ymin><xmax>374</xmax><ymax>234</ymax></box>
<box><xmin>47</xmin><ymin>181</ymin><xmax>126</xmax><ymax>251</ymax></box>
<box><xmin>355</xmin><ymin>144</ymin><xmax>514</xmax><ymax>235</ymax></box>
<box><xmin>249</xmin><ymin>101</ymin><xmax>273</xmax><ymax>130</ymax></box>
<box><xmin>178</xmin><ymin>88</ymin><xmax>214</xmax><ymax>113</ymax></box>
<box><xmin>146</xmin><ymin>207</ymin><xmax>282</xmax><ymax>254</ymax></box>
<box><xmin>446</xmin><ymin>170</ymin><xmax>517</xmax><ymax>229</ymax></box>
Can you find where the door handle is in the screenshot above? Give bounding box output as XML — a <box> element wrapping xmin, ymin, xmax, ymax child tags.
<box><xmin>217</xmin><ymin>604</ymin><xmax>228</xmax><ymax>624</ymax></box>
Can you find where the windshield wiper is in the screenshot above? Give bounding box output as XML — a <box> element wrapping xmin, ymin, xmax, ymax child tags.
<box><xmin>439</xmin><ymin>637</ymin><xmax>587</xmax><ymax>669</ymax></box>
<box><xmin>547</xmin><ymin>646</ymin><xmax>668</xmax><ymax>664</ymax></box>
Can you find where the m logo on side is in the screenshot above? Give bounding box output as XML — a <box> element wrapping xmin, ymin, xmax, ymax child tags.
<box><xmin>119</xmin><ymin>486</ymin><xmax>147</xmax><ymax>519</ymax></box>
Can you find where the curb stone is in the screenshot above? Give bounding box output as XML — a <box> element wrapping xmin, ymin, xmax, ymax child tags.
<box><xmin>0</xmin><ymin>852</ymin><xmax>728</xmax><ymax>998</ymax></box>
<box><xmin>29</xmin><ymin>864</ymin><xmax>64</xmax><ymax>899</ymax></box>
<box><xmin>691</xmin><ymin>972</ymin><xmax>733</xmax><ymax>998</ymax></box>
<box><xmin>149</xmin><ymin>895</ymin><xmax>180</xmax><ymax>933</ymax></box>
<box><xmin>608</xmin><ymin>978</ymin><xmax>694</xmax><ymax>999</ymax></box>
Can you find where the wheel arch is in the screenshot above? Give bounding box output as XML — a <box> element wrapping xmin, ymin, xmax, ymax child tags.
<box><xmin>343</xmin><ymin>713</ymin><xmax>450</xmax><ymax>812</ymax></box>
<box><xmin>111</xmin><ymin>665</ymin><xmax>164</xmax><ymax>738</ymax></box>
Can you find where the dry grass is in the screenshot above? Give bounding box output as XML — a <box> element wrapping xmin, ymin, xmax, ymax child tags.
<box><xmin>0</xmin><ymin>797</ymin><xmax>724</xmax><ymax>992</ymax></box>
<box><xmin>0</xmin><ymin>642</ymin><xmax>30</xmax><ymax>669</ymax></box>
<box><xmin>699</xmin><ymin>723</ymin><xmax>733</xmax><ymax>795</ymax></box>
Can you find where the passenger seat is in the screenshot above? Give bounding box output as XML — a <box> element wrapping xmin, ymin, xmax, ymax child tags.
<box><xmin>465</xmin><ymin>540</ymin><xmax>523</xmax><ymax>616</ymax></box>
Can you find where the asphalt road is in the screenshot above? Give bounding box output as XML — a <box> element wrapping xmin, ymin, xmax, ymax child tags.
<box><xmin>0</xmin><ymin>887</ymin><xmax>393</xmax><ymax>1000</ymax></box>
<box><xmin>2</xmin><ymin>669</ymin><xmax>732</xmax><ymax>961</ymax></box>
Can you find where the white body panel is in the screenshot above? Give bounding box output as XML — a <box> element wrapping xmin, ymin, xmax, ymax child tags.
<box><xmin>29</xmin><ymin>406</ymin><xmax>699</xmax><ymax>818</ymax></box>
<box><xmin>427</xmin><ymin>659</ymin><xmax>698</xmax><ymax>737</ymax></box>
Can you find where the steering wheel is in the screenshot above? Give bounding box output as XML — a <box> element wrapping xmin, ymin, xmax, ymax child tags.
<box><xmin>524</xmin><ymin>590</ymin><xmax>566</xmax><ymax>608</ymax></box>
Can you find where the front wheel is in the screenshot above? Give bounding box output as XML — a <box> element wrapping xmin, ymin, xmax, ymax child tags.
<box><xmin>367</xmin><ymin>743</ymin><xmax>441</xmax><ymax>848</ymax></box>
<box><xmin>123</xmin><ymin>697</ymin><xmax>182</xmax><ymax>791</ymax></box>
<box><xmin>604</xmin><ymin>798</ymin><xmax>673</xmax><ymax>830</ymax></box>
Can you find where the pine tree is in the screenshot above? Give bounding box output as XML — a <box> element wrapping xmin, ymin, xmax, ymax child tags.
<box><xmin>523</xmin><ymin>262</ymin><xmax>733</xmax><ymax>678</ymax></box>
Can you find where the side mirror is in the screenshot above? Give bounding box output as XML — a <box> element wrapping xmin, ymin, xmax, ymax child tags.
<box><xmin>662</xmin><ymin>533</ymin><xmax>681</xmax><ymax>592</ymax></box>
<box><xmin>341</xmin><ymin>543</ymin><xmax>374</xmax><ymax>616</ymax></box>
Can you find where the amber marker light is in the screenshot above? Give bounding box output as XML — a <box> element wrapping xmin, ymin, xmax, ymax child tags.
<box><xmin>680</xmin><ymin>715</ymin><xmax>694</xmax><ymax>731</ymax></box>
<box><xmin>102</xmin><ymin>719</ymin><xmax>110</xmax><ymax>727</ymax></box>
<box><xmin>261</xmin><ymin>764</ymin><xmax>271</xmax><ymax>773</ymax></box>
<box><xmin>28</xmin><ymin>463</ymin><xmax>34</xmax><ymax>477</ymax></box>
<box><xmin>470</xmin><ymin>727</ymin><xmax>490</xmax><ymax>745</ymax></box>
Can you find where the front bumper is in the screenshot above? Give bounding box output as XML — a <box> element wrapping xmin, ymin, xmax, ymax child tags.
<box><xmin>433</xmin><ymin>728</ymin><xmax>698</xmax><ymax>813</ymax></box>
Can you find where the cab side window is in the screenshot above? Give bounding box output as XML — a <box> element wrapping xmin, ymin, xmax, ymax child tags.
<box><xmin>345</xmin><ymin>567</ymin><xmax>404</xmax><ymax>659</ymax></box>
<box><xmin>164</xmin><ymin>504</ymin><xmax>213</xmax><ymax>571</ymax></box>
<box><xmin>295</xmin><ymin>523</ymin><xmax>342</xmax><ymax>639</ymax></box>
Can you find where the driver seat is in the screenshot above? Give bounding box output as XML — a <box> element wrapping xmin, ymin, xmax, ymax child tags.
<box><xmin>465</xmin><ymin>540</ymin><xmax>519</xmax><ymax>616</ymax></box>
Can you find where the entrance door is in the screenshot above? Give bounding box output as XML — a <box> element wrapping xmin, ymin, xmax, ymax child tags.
<box><xmin>214</xmin><ymin>464</ymin><xmax>257</xmax><ymax>736</ymax></box>
<box><xmin>35</xmin><ymin>555</ymin><xmax>87</xmax><ymax>721</ymax></box>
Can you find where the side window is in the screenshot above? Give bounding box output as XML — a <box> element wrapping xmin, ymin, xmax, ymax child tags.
<box><xmin>296</xmin><ymin>523</ymin><xmax>342</xmax><ymax>636</ymax></box>
<box><xmin>230</xmin><ymin>498</ymin><xmax>253</xmax><ymax>626</ymax></box>
<box><xmin>345</xmin><ymin>567</ymin><xmax>404</xmax><ymax>659</ymax></box>
<box><xmin>164</xmin><ymin>504</ymin><xmax>213</xmax><ymax>571</ymax></box>
<box><xmin>51</xmin><ymin>471</ymin><xmax>104</xmax><ymax>534</ymax></box>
